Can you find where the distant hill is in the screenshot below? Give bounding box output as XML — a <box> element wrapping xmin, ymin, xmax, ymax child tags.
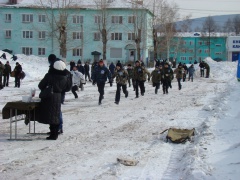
<box><xmin>176</xmin><ymin>14</ymin><xmax>240</xmax><ymax>32</ymax></box>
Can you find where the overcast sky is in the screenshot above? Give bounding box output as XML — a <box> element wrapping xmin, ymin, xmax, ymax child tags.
<box><xmin>171</xmin><ymin>0</ymin><xmax>240</xmax><ymax>19</ymax></box>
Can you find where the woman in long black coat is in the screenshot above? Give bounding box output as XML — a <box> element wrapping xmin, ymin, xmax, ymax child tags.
<box><xmin>38</xmin><ymin>60</ymin><xmax>67</xmax><ymax>140</ymax></box>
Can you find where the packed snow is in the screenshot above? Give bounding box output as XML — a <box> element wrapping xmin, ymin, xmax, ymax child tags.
<box><xmin>0</xmin><ymin>50</ymin><xmax>240</xmax><ymax>179</ymax></box>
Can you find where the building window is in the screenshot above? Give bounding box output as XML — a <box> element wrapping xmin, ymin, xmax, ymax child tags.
<box><xmin>189</xmin><ymin>57</ymin><xmax>193</xmax><ymax>61</ymax></box>
<box><xmin>38</xmin><ymin>15</ymin><xmax>46</xmax><ymax>22</ymax></box>
<box><xmin>5</xmin><ymin>14</ymin><xmax>11</xmax><ymax>22</ymax></box>
<box><xmin>73</xmin><ymin>32</ymin><xmax>83</xmax><ymax>40</ymax></box>
<box><xmin>110</xmin><ymin>48</ymin><xmax>122</xmax><ymax>58</ymax></box>
<box><xmin>94</xmin><ymin>15</ymin><xmax>101</xmax><ymax>24</ymax></box>
<box><xmin>198</xmin><ymin>49</ymin><xmax>202</xmax><ymax>53</ymax></box>
<box><xmin>22</xmin><ymin>14</ymin><xmax>33</xmax><ymax>23</ymax></box>
<box><xmin>38</xmin><ymin>48</ymin><xmax>45</xmax><ymax>55</ymax></box>
<box><xmin>128</xmin><ymin>33</ymin><xmax>135</xmax><ymax>40</ymax></box>
<box><xmin>215</xmin><ymin>44</ymin><xmax>222</xmax><ymax>47</ymax></box>
<box><xmin>111</xmin><ymin>33</ymin><xmax>122</xmax><ymax>40</ymax></box>
<box><xmin>189</xmin><ymin>41</ymin><xmax>193</xmax><ymax>45</ymax></box>
<box><xmin>182</xmin><ymin>49</ymin><xmax>187</xmax><ymax>53</ymax></box>
<box><xmin>215</xmin><ymin>52</ymin><xmax>222</xmax><ymax>55</ymax></box>
<box><xmin>22</xmin><ymin>47</ymin><xmax>33</xmax><ymax>55</ymax></box>
<box><xmin>94</xmin><ymin>32</ymin><xmax>100</xmax><ymax>41</ymax></box>
<box><xmin>111</xmin><ymin>16</ymin><xmax>123</xmax><ymax>24</ymax></box>
<box><xmin>204</xmin><ymin>49</ymin><xmax>209</xmax><ymax>53</ymax></box>
<box><xmin>23</xmin><ymin>31</ymin><xmax>33</xmax><ymax>38</ymax></box>
<box><xmin>205</xmin><ymin>41</ymin><xmax>210</xmax><ymax>45</ymax></box>
<box><xmin>180</xmin><ymin>57</ymin><xmax>187</xmax><ymax>61</ymax></box>
<box><xmin>73</xmin><ymin>15</ymin><xmax>83</xmax><ymax>24</ymax></box>
<box><xmin>5</xmin><ymin>30</ymin><xmax>11</xmax><ymax>38</ymax></box>
<box><xmin>128</xmin><ymin>16</ymin><xmax>135</xmax><ymax>23</ymax></box>
<box><xmin>38</xmin><ymin>31</ymin><xmax>46</xmax><ymax>39</ymax></box>
<box><xmin>73</xmin><ymin>48</ymin><xmax>82</xmax><ymax>56</ymax></box>
<box><xmin>198</xmin><ymin>41</ymin><xmax>203</xmax><ymax>45</ymax></box>
<box><xmin>189</xmin><ymin>49</ymin><xmax>194</xmax><ymax>53</ymax></box>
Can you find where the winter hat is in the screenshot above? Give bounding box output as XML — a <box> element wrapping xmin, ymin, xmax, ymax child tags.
<box><xmin>16</xmin><ymin>62</ymin><xmax>19</xmax><ymax>65</ymax></box>
<box><xmin>116</xmin><ymin>62</ymin><xmax>122</xmax><ymax>68</ymax></box>
<box><xmin>128</xmin><ymin>64</ymin><xmax>132</xmax><ymax>67</ymax></box>
<box><xmin>99</xmin><ymin>60</ymin><xmax>104</xmax><ymax>64</ymax></box>
<box><xmin>54</xmin><ymin>60</ymin><xmax>66</xmax><ymax>71</ymax></box>
<box><xmin>135</xmin><ymin>60</ymin><xmax>140</xmax><ymax>64</ymax></box>
<box><xmin>48</xmin><ymin>54</ymin><xmax>57</xmax><ymax>65</ymax></box>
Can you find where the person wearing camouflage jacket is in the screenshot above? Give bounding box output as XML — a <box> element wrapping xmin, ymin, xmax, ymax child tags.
<box><xmin>174</xmin><ymin>64</ymin><xmax>184</xmax><ymax>90</ymax></box>
<box><xmin>151</xmin><ymin>65</ymin><xmax>162</xmax><ymax>94</ymax></box>
<box><xmin>126</xmin><ymin>64</ymin><xmax>134</xmax><ymax>88</ymax></box>
<box><xmin>133</xmin><ymin>60</ymin><xmax>150</xmax><ymax>98</ymax></box>
<box><xmin>162</xmin><ymin>63</ymin><xmax>173</xmax><ymax>94</ymax></box>
<box><xmin>112</xmin><ymin>62</ymin><xmax>129</xmax><ymax>104</ymax></box>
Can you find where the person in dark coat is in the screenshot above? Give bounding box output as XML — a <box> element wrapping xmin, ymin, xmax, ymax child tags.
<box><xmin>3</xmin><ymin>61</ymin><xmax>11</xmax><ymax>87</ymax></box>
<box><xmin>92</xmin><ymin>60</ymin><xmax>112</xmax><ymax>105</ymax></box>
<box><xmin>77</xmin><ymin>62</ymin><xmax>85</xmax><ymax>75</ymax></box>
<box><xmin>188</xmin><ymin>64</ymin><xmax>195</xmax><ymax>82</ymax></box>
<box><xmin>77</xmin><ymin>59</ymin><xmax>82</xmax><ymax>65</ymax></box>
<box><xmin>38</xmin><ymin>55</ymin><xmax>68</xmax><ymax>140</ymax></box>
<box><xmin>199</xmin><ymin>61</ymin><xmax>205</xmax><ymax>77</ymax></box>
<box><xmin>69</xmin><ymin>60</ymin><xmax>75</xmax><ymax>71</ymax></box>
<box><xmin>11</xmin><ymin>55</ymin><xmax>18</xmax><ymax>61</ymax></box>
<box><xmin>0</xmin><ymin>53</ymin><xmax>6</xmax><ymax>59</ymax></box>
<box><xmin>162</xmin><ymin>63</ymin><xmax>173</xmax><ymax>94</ymax></box>
<box><xmin>13</xmin><ymin>62</ymin><xmax>22</xmax><ymax>88</ymax></box>
<box><xmin>84</xmin><ymin>62</ymin><xmax>91</xmax><ymax>81</ymax></box>
<box><xmin>109</xmin><ymin>62</ymin><xmax>115</xmax><ymax>76</ymax></box>
<box><xmin>0</xmin><ymin>61</ymin><xmax>5</xmax><ymax>88</ymax></box>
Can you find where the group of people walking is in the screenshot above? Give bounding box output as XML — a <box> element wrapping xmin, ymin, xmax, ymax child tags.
<box><xmin>37</xmin><ymin>55</ymin><xmax>211</xmax><ymax>141</ymax></box>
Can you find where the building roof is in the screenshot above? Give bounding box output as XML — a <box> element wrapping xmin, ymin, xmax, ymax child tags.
<box><xmin>5</xmin><ymin>0</ymin><xmax>152</xmax><ymax>10</ymax></box>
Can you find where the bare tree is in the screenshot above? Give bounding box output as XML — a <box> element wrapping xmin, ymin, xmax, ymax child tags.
<box><xmin>94</xmin><ymin>0</ymin><xmax>111</xmax><ymax>60</ymax></box>
<box><xmin>223</xmin><ymin>18</ymin><xmax>234</xmax><ymax>35</ymax></box>
<box><xmin>201</xmin><ymin>16</ymin><xmax>218</xmax><ymax>56</ymax></box>
<box><xmin>153</xmin><ymin>0</ymin><xmax>179</xmax><ymax>60</ymax></box>
<box><xmin>129</xmin><ymin>0</ymin><xmax>146</xmax><ymax>61</ymax></box>
<box><xmin>232</xmin><ymin>15</ymin><xmax>240</xmax><ymax>35</ymax></box>
<box><xmin>36</xmin><ymin>0</ymin><xmax>83</xmax><ymax>61</ymax></box>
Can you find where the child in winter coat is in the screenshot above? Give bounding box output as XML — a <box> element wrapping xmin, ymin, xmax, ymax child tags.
<box><xmin>188</xmin><ymin>64</ymin><xmax>195</xmax><ymax>82</ymax></box>
<box><xmin>151</xmin><ymin>65</ymin><xmax>162</xmax><ymax>94</ymax></box>
<box><xmin>71</xmin><ymin>66</ymin><xmax>84</xmax><ymax>98</ymax></box>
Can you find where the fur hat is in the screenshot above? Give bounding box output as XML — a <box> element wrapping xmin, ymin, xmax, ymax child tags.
<box><xmin>48</xmin><ymin>54</ymin><xmax>57</xmax><ymax>65</ymax></box>
<box><xmin>54</xmin><ymin>60</ymin><xmax>66</xmax><ymax>71</ymax></box>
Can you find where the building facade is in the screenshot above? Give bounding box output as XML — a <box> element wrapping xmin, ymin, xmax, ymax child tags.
<box><xmin>0</xmin><ymin>0</ymin><xmax>153</xmax><ymax>64</ymax></box>
<box><xmin>226</xmin><ymin>36</ymin><xmax>240</xmax><ymax>61</ymax></box>
<box><xmin>169</xmin><ymin>36</ymin><xmax>227</xmax><ymax>64</ymax></box>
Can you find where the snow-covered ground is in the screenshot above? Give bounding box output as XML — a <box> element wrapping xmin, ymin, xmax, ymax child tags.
<box><xmin>0</xmin><ymin>51</ymin><xmax>239</xmax><ymax>180</ymax></box>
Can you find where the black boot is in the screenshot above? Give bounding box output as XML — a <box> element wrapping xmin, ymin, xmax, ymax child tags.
<box><xmin>46</xmin><ymin>125</ymin><xmax>59</xmax><ymax>140</ymax></box>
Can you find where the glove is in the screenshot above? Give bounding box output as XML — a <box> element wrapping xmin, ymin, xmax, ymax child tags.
<box><xmin>92</xmin><ymin>81</ymin><xmax>96</xmax><ymax>85</ymax></box>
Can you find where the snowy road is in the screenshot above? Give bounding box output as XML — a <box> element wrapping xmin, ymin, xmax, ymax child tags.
<box><xmin>0</xmin><ymin>56</ymin><xmax>239</xmax><ymax>179</ymax></box>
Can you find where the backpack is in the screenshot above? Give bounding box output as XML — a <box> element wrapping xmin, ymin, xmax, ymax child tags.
<box><xmin>64</xmin><ymin>69</ymin><xmax>72</xmax><ymax>92</ymax></box>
